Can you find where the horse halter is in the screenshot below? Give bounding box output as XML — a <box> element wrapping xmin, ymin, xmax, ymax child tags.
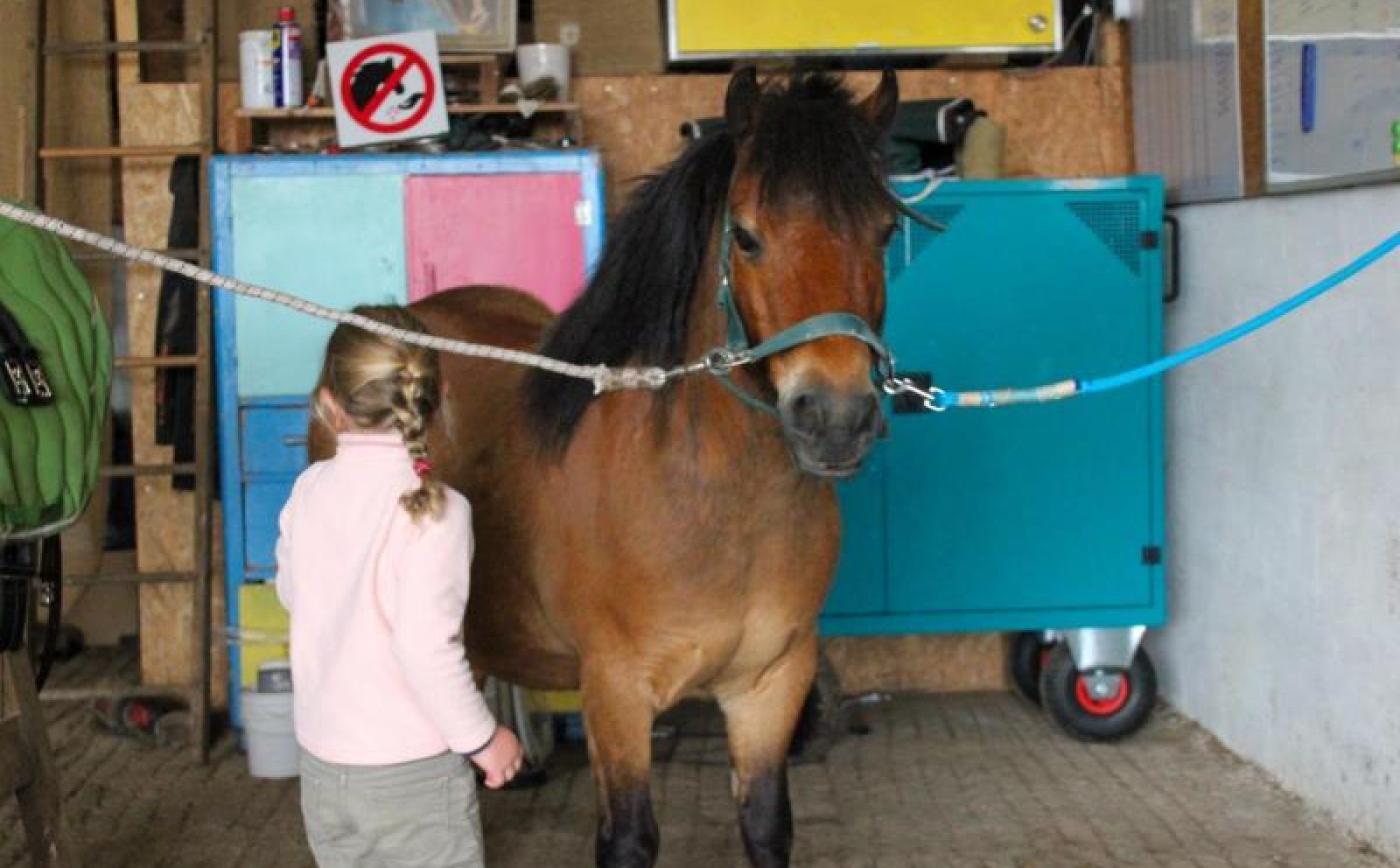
<box><xmin>709</xmin><ymin>210</ymin><xmax>896</xmax><ymax>416</ymax></box>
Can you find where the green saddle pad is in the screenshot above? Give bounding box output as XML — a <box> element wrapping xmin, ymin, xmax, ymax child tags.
<box><xmin>0</xmin><ymin>205</ymin><xmax>112</xmax><ymax>540</ymax></box>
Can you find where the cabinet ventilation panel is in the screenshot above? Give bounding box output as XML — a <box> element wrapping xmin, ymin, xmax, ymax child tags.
<box><xmin>1067</xmin><ymin>200</ymin><xmax>1142</xmax><ymax>275</ymax></box>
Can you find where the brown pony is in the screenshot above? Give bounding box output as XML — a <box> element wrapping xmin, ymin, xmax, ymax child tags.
<box><xmin>317</xmin><ymin>68</ymin><xmax>900</xmax><ymax>867</ymax></box>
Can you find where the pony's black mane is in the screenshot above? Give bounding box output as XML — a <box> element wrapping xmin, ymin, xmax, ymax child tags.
<box><xmin>524</xmin><ymin>73</ymin><xmax>891</xmax><ymax>453</ymax></box>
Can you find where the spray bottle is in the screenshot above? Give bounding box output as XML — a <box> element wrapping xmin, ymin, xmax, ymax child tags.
<box><xmin>271</xmin><ymin>5</ymin><xmax>303</xmax><ymax>109</ymax></box>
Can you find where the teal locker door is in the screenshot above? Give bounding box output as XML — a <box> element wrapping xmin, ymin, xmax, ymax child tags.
<box><xmin>229</xmin><ymin>174</ymin><xmax>408</xmax><ymax>396</ymax></box>
<box><xmin>824</xmin><ymin>199</ymin><xmax>978</xmax><ymax>621</ymax></box>
<box><xmin>826</xmin><ymin>450</ymin><xmax>887</xmax><ymax>615</ymax></box>
<box><xmin>881</xmin><ymin>186</ymin><xmax>1162</xmax><ymax>626</ymax></box>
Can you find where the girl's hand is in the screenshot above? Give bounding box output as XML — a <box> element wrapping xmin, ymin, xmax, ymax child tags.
<box><xmin>469</xmin><ymin>725</ymin><xmax>524</xmax><ymax>788</ymax></box>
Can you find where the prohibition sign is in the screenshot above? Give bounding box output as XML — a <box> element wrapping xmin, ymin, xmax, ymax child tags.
<box><xmin>339</xmin><ymin>42</ymin><xmax>437</xmax><ymax>135</ymax></box>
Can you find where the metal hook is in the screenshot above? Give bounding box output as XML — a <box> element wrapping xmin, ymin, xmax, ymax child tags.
<box><xmin>883</xmin><ymin>375</ymin><xmax>947</xmax><ymax>412</ymax></box>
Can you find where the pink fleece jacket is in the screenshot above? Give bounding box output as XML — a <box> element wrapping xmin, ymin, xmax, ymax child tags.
<box><xmin>275</xmin><ymin>431</ymin><xmax>497</xmax><ymax>765</ymax></box>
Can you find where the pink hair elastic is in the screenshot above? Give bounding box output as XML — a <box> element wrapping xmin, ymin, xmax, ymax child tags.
<box><xmin>412</xmin><ymin>458</ymin><xmax>432</xmax><ymax>478</ymax></box>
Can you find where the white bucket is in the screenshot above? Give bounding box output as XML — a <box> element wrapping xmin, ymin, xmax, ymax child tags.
<box><xmin>515</xmin><ymin>43</ymin><xmax>570</xmax><ymax>100</ymax></box>
<box><xmin>241</xmin><ymin>689</ymin><xmax>298</xmax><ymax>778</ymax></box>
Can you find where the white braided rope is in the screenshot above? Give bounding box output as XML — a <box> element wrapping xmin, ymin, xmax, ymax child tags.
<box><xmin>0</xmin><ymin>200</ymin><xmax>676</xmax><ymax>394</ymax></box>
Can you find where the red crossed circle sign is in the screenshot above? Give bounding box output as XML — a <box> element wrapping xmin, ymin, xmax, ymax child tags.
<box><xmin>339</xmin><ymin>42</ymin><xmax>437</xmax><ymax>135</ymax></box>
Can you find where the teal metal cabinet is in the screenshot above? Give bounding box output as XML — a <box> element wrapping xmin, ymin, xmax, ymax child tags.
<box><xmin>211</xmin><ymin>152</ymin><xmax>605</xmax><ymax>723</ymax></box>
<box><xmin>823</xmin><ymin>177</ymin><xmax>1166</xmax><ymax>637</ymax></box>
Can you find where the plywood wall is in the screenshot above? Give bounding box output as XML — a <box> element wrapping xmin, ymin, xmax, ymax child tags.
<box><xmin>577</xmin><ymin>66</ymin><xmax>1132</xmax><ymax>214</ymax></box>
<box><xmin>823</xmin><ymin>635</ymin><xmax>1011</xmax><ymax>694</ymax></box>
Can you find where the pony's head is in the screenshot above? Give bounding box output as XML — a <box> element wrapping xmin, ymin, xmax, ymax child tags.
<box><xmin>722</xmin><ymin>68</ymin><xmax>898</xmax><ymax>477</ymax></box>
<box><xmin>525</xmin><ymin>69</ymin><xmax>899</xmax><ymax>478</ymax></box>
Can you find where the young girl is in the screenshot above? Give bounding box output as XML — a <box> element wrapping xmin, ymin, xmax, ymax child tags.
<box><xmin>276</xmin><ymin>305</ymin><xmax>522</xmax><ymax>867</ymax></box>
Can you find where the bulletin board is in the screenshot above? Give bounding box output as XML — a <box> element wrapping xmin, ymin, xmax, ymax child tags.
<box><xmin>1264</xmin><ymin>0</ymin><xmax>1400</xmax><ymax>190</ymax></box>
<box><xmin>667</xmin><ymin>0</ymin><xmax>1061</xmax><ymax>62</ymax></box>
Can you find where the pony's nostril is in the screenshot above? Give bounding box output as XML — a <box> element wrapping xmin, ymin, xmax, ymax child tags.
<box><xmin>854</xmin><ymin>393</ymin><xmax>881</xmax><ymax>435</ymax></box>
<box><xmin>788</xmin><ymin>391</ymin><xmax>825</xmax><ymax>437</ymax></box>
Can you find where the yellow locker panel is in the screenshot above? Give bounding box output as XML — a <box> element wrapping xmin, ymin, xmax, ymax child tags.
<box><xmin>669</xmin><ymin>0</ymin><xmax>1060</xmax><ymax>59</ymax></box>
<box><xmin>238</xmin><ymin>583</ymin><xmax>290</xmax><ymax>689</ymax></box>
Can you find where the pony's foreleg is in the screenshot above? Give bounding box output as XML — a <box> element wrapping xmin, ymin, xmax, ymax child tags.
<box><xmin>718</xmin><ymin>632</ymin><xmax>818</xmax><ymax>868</ymax></box>
<box><xmin>582</xmin><ymin>665</ymin><xmax>659</xmax><ymax>868</ymax></box>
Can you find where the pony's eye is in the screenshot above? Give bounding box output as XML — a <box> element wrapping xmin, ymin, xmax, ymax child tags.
<box><xmin>732</xmin><ymin>225</ymin><xmax>762</xmax><ymax>258</ymax></box>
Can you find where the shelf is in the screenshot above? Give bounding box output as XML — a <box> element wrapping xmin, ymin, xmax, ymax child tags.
<box><xmin>236</xmin><ymin>102</ymin><xmax>579</xmax><ymax>120</ymax></box>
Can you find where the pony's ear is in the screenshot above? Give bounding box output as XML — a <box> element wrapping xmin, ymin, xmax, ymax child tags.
<box><xmin>725</xmin><ymin>66</ymin><xmax>762</xmax><ymax>140</ymax></box>
<box><xmin>858</xmin><ymin>68</ymin><xmax>899</xmax><ymax>135</ymax></box>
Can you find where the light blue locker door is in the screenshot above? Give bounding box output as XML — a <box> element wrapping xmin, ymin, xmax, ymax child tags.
<box><xmin>229</xmin><ymin>174</ymin><xmax>408</xmax><ymax>396</ymax></box>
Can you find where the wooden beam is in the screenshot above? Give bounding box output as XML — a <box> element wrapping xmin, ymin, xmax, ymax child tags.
<box><xmin>0</xmin><ymin>715</ymin><xmax>33</xmax><ymax>796</ymax></box>
<box><xmin>114</xmin><ymin>0</ymin><xmax>140</xmax><ymax>87</ymax></box>
<box><xmin>0</xmin><ymin>0</ymin><xmax>39</xmax><ymax>202</ymax></box>
<box><xmin>5</xmin><ymin>650</ymin><xmax>81</xmax><ymax>866</ymax></box>
<box><xmin>1238</xmin><ymin>0</ymin><xmax>1266</xmax><ymax>197</ymax></box>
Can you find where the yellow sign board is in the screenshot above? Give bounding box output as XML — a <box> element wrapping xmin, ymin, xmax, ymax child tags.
<box><xmin>669</xmin><ymin>0</ymin><xmax>1061</xmax><ymax>60</ymax></box>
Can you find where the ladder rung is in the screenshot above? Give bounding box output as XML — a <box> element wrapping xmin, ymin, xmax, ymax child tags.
<box><xmin>44</xmin><ymin>40</ymin><xmax>204</xmax><ymax>56</ymax></box>
<box><xmin>63</xmin><ymin>570</ymin><xmax>196</xmax><ymax>587</ymax></box>
<box><xmin>72</xmin><ymin>247</ymin><xmax>205</xmax><ymax>263</ymax></box>
<box><xmin>40</xmin><ymin>684</ymin><xmax>198</xmax><ymax>702</ymax></box>
<box><xmin>64</xmin><ymin>568</ymin><xmax>196</xmax><ymax>590</ymax></box>
<box><xmin>115</xmin><ymin>354</ymin><xmax>202</xmax><ymax>369</ymax></box>
<box><xmin>40</xmin><ymin>145</ymin><xmax>208</xmax><ymax>160</ymax></box>
<box><xmin>99</xmin><ymin>462</ymin><xmax>197</xmax><ymax>478</ymax></box>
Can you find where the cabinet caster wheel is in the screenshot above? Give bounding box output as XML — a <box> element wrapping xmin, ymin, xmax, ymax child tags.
<box><xmin>1038</xmin><ymin>643</ymin><xmax>1157</xmax><ymax>742</ymax></box>
<box><xmin>1009</xmin><ymin>631</ymin><xmax>1053</xmax><ymax>704</ymax></box>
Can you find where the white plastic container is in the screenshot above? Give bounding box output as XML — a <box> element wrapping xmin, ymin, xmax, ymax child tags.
<box><xmin>242</xmin><ymin>688</ymin><xmax>297</xmax><ymax>778</ymax></box>
<box><xmin>239</xmin><ymin>30</ymin><xmax>276</xmax><ymax>109</ymax></box>
<box><xmin>515</xmin><ymin>42</ymin><xmax>570</xmax><ymax>100</ymax></box>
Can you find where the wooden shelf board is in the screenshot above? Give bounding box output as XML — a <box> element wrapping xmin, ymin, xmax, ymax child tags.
<box><xmin>236</xmin><ymin>103</ymin><xmax>578</xmax><ymax>120</ymax></box>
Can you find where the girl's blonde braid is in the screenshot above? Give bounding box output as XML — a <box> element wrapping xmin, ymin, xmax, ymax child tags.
<box><xmin>390</xmin><ymin>360</ymin><xmax>445</xmax><ymax>522</ymax></box>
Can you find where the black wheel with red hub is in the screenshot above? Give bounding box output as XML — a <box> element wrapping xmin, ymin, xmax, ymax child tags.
<box><xmin>1008</xmin><ymin>631</ymin><xmax>1054</xmax><ymax>704</ymax></box>
<box><xmin>1038</xmin><ymin>643</ymin><xmax>1157</xmax><ymax>742</ymax></box>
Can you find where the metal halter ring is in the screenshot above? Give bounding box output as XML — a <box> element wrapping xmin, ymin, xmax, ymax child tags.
<box><xmin>704</xmin><ymin>347</ymin><xmax>753</xmax><ymax>374</ymax></box>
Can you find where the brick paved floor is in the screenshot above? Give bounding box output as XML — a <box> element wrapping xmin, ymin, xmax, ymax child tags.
<box><xmin>2</xmin><ymin>652</ymin><xmax>1392</xmax><ymax>868</ymax></box>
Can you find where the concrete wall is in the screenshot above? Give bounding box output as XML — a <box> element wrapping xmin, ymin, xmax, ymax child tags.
<box><xmin>1154</xmin><ymin>182</ymin><xmax>1400</xmax><ymax>857</ymax></box>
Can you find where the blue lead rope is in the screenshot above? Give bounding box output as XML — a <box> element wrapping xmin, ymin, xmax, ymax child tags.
<box><xmin>929</xmin><ymin>229</ymin><xmax>1400</xmax><ymax>410</ymax></box>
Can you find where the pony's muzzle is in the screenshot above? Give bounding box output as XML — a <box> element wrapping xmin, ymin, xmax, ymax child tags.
<box><xmin>779</xmin><ymin>385</ymin><xmax>884</xmax><ymax>477</ymax></box>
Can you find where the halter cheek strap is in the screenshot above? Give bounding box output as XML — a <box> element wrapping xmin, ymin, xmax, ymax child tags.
<box><xmin>714</xmin><ymin>211</ymin><xmax>895</xmax><ymax>417</ymax></box>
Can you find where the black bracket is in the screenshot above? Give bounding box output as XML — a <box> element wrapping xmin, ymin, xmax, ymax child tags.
<box><xmin>1162</xmin><ymin>214</ymin><xmax>1181</xmax><ymax>304</ymax></box>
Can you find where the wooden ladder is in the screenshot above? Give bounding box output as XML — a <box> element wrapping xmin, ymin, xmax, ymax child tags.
<box><xmin>25</xmin><ymin>0</ymin><xmax>219</xmax><ymax>764</ymax></box>
<box><xmin>1</xmin><ymin>644</ymin><xmax>79</xmax><ymax>867</ymax></box>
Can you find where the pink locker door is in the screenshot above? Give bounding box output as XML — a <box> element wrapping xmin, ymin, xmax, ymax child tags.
<box><xmin>404</xmin><ymin>174</ymin><xmax>587</xmax><ymax>312</ymax></box>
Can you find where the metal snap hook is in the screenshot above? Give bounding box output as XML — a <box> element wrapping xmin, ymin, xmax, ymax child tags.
<box><xmin>882</xmin><ymin>375</ymin><xmax>947</xmax><ymax>412</ymax></box>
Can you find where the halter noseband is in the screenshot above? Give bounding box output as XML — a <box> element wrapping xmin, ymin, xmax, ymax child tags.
<box><xmin>711</xmin><ymin>210</ymin><xmax>897</xmax><ymax>416</ymax></box>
